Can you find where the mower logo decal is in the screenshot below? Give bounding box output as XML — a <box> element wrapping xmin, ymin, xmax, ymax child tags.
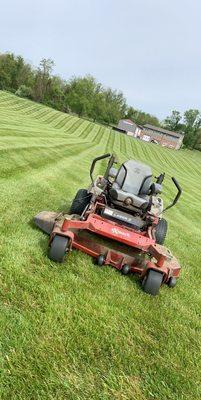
<box><xmin>111</xmin><ymin>228</ymin><xmax>130</xmax><ymax>237</ymax></box>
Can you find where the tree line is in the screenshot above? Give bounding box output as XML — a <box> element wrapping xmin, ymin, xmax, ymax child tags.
<box><xmin>0</xmin><ymin>53</ymin><xmax>200</xmax><ymax>149</ymax></box>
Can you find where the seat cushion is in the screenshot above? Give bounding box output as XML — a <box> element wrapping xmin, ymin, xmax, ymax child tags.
<box><xmin>109</xmin><ymin>187</ymin><xmax>149</xmax><ymax>209</ymax></box>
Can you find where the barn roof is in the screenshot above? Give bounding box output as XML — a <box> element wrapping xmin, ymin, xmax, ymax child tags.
<box><xmin>144</xmin><ymin>124</ymin><xmax>184</xmax><ymax>138</ymax></box>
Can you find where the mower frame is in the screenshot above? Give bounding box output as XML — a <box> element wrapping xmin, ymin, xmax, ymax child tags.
<box><xmin>49</xmin><ymin>201</ymin><xmax>181</xmax><ymax>284</ymax></box>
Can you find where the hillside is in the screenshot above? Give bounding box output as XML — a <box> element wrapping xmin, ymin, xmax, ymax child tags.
<box><xmin>0</xmin><ymin>91</ymin><xmax>200</xmax><ymax>400</ymax></box>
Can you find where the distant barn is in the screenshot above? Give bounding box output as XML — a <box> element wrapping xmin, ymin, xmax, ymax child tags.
<box><xmin>117</xmin><ymin>119</ymin><xmax>142</xmax><ymax>137</ymax></box>
<box><xmin>116</xmin><ymin>120</ymin><xmax>183</xmax><ymax>150</ymax></box>
<box><xmin>143</xmin><ymin>124</ymin><xmax>184</xmax><ymax>150</ymax></box>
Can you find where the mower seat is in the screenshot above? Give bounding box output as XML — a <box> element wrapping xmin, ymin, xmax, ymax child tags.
<box><xmin>109</xmin><ymin>160</ymin><xmax>152</xmax><ymax>211</ymax></box>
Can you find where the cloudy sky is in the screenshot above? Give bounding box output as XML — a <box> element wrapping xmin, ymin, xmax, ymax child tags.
<box><xmin>0</xmin><ymin>0</ymin><xmax>200</xmax><ymax>120</ymax></box>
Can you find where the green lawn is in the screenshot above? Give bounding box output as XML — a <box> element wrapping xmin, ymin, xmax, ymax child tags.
<box><xmin>0</xmin><ymin>91</ymin><xmax>200</xmax><ymax>400</ymax></box>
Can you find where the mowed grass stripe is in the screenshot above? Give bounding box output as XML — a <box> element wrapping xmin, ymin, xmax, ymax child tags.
<box><xmin>77</xmin><ymin>121</ymin><xmax>98</xmax><ymax>139</ymax></box>
<box><xmin>53</xmin><ymin>115</ymin><xmax>73</xmax><ymax>129</ymax></box>
<box><xmin>0</xmin><ymin>140</ymin><xmax>94</xmax><ymax>179</ymax></box>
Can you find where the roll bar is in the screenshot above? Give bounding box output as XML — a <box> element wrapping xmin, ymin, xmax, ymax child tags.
<box><xmin>163</xmin><ymin>177</ymin><xmax>182</xmax><ymax>212</ymax></box>
<box><xmin>90</xmin><ymin>153</ymin><xmax>111</xmax><ymax>184</ymax></box>
<box><xmin>104</xmin><ymin>154</ymin><xmax>117</xmax><ymax>180</ymax></box>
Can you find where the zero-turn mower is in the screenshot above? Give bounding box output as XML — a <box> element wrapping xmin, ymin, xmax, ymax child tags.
<box><xmin>34</xmin><ymin>153</ymin><xmax>182</xmax><ymax>296</ymax></box>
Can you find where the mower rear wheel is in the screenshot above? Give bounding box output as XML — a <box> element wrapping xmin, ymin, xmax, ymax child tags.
<box><xmin>49</xmin><ymin>235</ymin><xmax>69</xmax><ymax>263</ymax></box>
<box><xmin>155</xmin><ymin>218</ymin><xmax>168</xmax><ymax>245</ymax></box>
<box><xmin>142</xmin><ymin>269</ymin><xmax>163</xmax><ymax>296</ymax></box>
<box><xmin>69</xmin><ymin>189</ymin><xmax>91</xmax><ymax>215</ymax></box>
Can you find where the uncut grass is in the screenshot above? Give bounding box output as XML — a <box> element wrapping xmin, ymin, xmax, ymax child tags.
<box><xmin>0</xmin><ymin>91</ymin><xmax>201</xmax><ymax>399</ymax></box>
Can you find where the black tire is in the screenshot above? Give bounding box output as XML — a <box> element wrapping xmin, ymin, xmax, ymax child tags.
<box><xmin>142</xmin><ymin>269</ymin><xmax>163</xmax><ymax>296</ymax></box>
<box><xmin>121</xmin><ymin>264</ymin><xmax>130</xmax><ymax>275</ymax></box>
<box><xmin>49</xmin><ymin>235</ymin><xmax>69</xmax><ymax>263</ymax></box>
<box><xmin>168</xmin><ymin>277</ymin><xmax>177</xmax><ymax>288</ymax></box>
<box><xmin>155</xmin><ymin>218</ymin><xmax>168</xmax><ymax>245</ymax></box>
<box><xmin>97</xmin><ymin>254</ymin><xmax>105</xmax><ymax>266</ymax></box>
<box><xmin>69</xmin><ymin>189</ymin><xmax>91</xmax><ymax>215</ymax></box>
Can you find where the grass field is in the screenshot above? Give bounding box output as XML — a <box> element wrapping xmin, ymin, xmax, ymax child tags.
<box><xmin>0</xmin><ymin>90</ymin><xmax>200</xmax><ymax>400</ymax></box>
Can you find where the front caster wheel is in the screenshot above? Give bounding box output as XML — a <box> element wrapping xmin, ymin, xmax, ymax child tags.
<box><xmin>97</xmin><ymin>254</ymin><xmax>105</xmax><ymax>266</ymax></box>
<box><xmin>168</xmin><ymin>277</ymin><xmax>177</xmax><ymax>288</ymax></box>
<box><xmin>49</xmin><ymin>235</ymin><xmax>69</xmax><ymax>263</ymax></box>
<box><xmin>142</xmin><ymin>270</ymin><xmax>163</xmax><ymax>296</ymax></box>
<box><xmin>121</xmin><ymin>264</ymin><xmax>130</xmax><ymax>275</ymax></box>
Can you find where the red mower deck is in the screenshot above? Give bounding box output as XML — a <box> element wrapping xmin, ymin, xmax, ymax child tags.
<box><xmin>51</xmin><ymin>211</ymin><xmax>181</xmax><ymax>281</ymax></box>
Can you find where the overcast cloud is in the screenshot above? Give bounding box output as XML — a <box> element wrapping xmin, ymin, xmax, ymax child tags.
<box><xmin>0</xmin><ymin>0</ymin><xmax>200</xmax><ymax>120</ymax></box>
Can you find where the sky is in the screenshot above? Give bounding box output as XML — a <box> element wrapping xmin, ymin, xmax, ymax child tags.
<box><xmin>0</xmin><ymin>0</ymin><xmax>201</xmax><ymax>120</ymax></box>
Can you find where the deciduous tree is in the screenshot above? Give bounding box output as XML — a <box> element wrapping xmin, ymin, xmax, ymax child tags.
<box><xmin>163</xmin><ymin>110</ymin><xmax>182</xmax><ymax>132</ymax></box>
<box><xmin>183</xmin><ymin>109</ymin><xmax>201</xmax><ymax>148</ymax></box>
<box><xmin>125</xmin><ymin>107</ymin><xmax>160</xmax><ymax>127</ymax></box>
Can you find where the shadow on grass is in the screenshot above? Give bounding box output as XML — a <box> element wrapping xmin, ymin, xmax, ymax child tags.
<box><xmin>29</xmin><ymin>217</ymin><xmax>39</xmax><ymax>231</ymax></box>
<box><xmin>100</xmin><ymin>261</ymin><xmax>143</xmax><ymax>293</ymax></box>
<box><xmin>127</xmin><ymin>272</ymin><xmax>143</xmax><ymax>291</ymax></box>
